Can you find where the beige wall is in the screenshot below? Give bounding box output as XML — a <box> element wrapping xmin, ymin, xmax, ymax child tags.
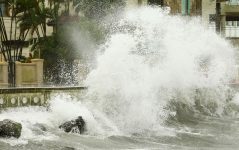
<box><xmin>202</xmin><ymin>0</ymin><xmax>215</xmax><ymax>26</ymax></box>
<box><xmin>15</xmin><ymin>59</ymin><xmax>44</xmax><ymax>87</ymax></box>
<box><xmin>0</xmin><ymin>61</ymin><xmax>8</xmax><ymax>87</ymax></box>
<box><xmin>0</xmin><ymin>53</ymin><xmax>3</xmax><ymax>62</ymax></box>
<box><xmin>0</xmin><ymin>59</ymin><xmax>44</xmax><ymax>87</ymax></box>
<box><xmin>0</xmin><ymin>66</ymin><xmax>2</xmax><ymax>81</ymax></box>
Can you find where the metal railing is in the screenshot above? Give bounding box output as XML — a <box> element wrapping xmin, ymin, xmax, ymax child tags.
<box><xmin>208</xmin><ymin>24</ymin><xmax>239</xmax><ymax>38</ymax></box>
<box><xmin>224</xmin><ymin>26</ymin><xmax>239</xmax><ymax>37</ymax></box>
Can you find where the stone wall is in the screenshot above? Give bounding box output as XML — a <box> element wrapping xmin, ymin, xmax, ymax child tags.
<box><xmin>0</xmin><ymin>87</ymin><xmax>87</xmax><ymax>108</ymax></box>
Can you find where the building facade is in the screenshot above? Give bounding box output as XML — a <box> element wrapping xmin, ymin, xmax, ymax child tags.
<box><xmin>126</xmin><ymin>0</ymin><xmax>202</xmax><ymax>16</ymax></box>
<box><xmin>126</xmin><ymin>0</ymin><xmax>239</xmax><ymax>47</ymax></box>
<box><xmin>202</xmin><ymin>0</ymin><xmax>239</xmax><ymax>47</ymax></box>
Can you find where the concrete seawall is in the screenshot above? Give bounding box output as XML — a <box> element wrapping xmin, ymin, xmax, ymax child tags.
<box><xmin>0</xmin><ymin>86</ymin><xmax>87</xmax><ymax>108</ymax></box>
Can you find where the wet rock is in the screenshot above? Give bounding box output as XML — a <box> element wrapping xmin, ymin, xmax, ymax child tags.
<box><xmin>59</xmin><ymin>116</ymin><xmax>85</xmax><ymax>134</ymax></box>
<box><xmin>0</xmin><ymin>119</ymin><xmax>22</xmax><ymax>138</ymax></box>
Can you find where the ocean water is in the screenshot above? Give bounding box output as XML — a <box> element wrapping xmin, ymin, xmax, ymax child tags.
<box><xmin>1</xmin><ymin>7</ymin><xmax>239</xmax><ymax>150</ymax></box>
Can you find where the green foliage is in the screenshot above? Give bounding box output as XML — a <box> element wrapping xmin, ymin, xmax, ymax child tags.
<box><xmin>5</xmin><ymin>0</ymin><xmax>54</xmax><ymax>39</ymax></box>
<box><xmin>32</xmin><ymin>17</ymin><xmax>105</xmax><ymax>84</ymax></box>
<box><xmin>13</xmin><ymin>0</ymin><xmax>125</xmax><ymax>84</ymax></box>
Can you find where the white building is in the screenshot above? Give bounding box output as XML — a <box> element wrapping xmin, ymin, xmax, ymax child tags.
<box><xmin>202</xmin><ymin>0</ymin><xmax>239</xmax><ymax>46</ymax></box>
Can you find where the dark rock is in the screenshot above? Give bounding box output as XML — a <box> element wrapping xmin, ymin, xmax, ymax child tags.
<box><xmin>0</xmin><ymin>119</ymin><xmax>22</xmax><ymax>138</ymax></box>
<box><xmin>59</xmin><ymin>116</ymin><xmax>85</xmax><ymax>134</ymax></box>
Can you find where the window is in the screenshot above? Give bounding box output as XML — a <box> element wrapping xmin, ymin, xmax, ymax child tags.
<box><xmin>226</xmin><ymin>16</ymin><xmax>239</xmax><ymax>22</ymax></box>
<box><xmin>209</xmin><ymin>14</ymin><xmax>216</xmax><ymax>23</ymax></box>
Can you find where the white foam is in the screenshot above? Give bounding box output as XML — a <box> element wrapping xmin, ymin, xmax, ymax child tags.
<box><xmin>84</xmin><ymin>7</ymin><xmax>237</xmax><ymax>134</ymax></box>
<box><xmin>0</xmin><ymin>7</ymin><xmax>237</xmax><ymax>144</ymax></box>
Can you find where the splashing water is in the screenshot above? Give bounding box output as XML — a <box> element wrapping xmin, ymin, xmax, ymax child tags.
<box><xmin>84</xmin><ymin>7</ymin><xmax>238</xmax><ymax>134</ymax></box>
<box><xmin>1</xmin><ymin>6</ymin><xmax>239</xmax><ymax>149</ymax></box>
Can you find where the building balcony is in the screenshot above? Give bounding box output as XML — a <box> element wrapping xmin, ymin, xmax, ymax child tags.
<box><xmin>224</xmin><ymin>26</ymin><xmax>239</xmax><ymax>38</ymax></box>
<box><xmin>224</xmin><ymin>1</ymin><xmax>239</xmax><ymax>14</ymax></box>
<box><xmin>207</xmin><ymin>23</ymin><xmax>239</xmax><ymax>38</ymax></box>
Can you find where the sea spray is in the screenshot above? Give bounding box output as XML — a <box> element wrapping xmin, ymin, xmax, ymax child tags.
<box><xmin>84</xmin><ymin>7</ymin><xmax>238</xmax><ymax>133</ymax></box>
<box><xmin>0</xmin><ymin>6</ymin><xmax>238</xmax><ymax>146</ymax></box>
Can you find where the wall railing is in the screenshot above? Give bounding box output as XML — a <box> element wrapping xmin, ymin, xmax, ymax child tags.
<box><xmin>0</xmin><ymin>86</ymin><xmax>87</xmax><ymax>108</ymax></box>
<box><xmin>224</xmin><ymin>26</ymin><xmax>239</xmax><ymax>37</ymax></box>
<box><xmin>208</xmin><ymin>24</ymin><xmax>239</xmax><ymax>38</ymax></box>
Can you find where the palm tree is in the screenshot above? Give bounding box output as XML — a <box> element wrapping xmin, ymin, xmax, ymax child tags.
<box><xmin>0</xmin><ymin>0</ymin><xmax>54</xmax><ymax>86</ymax></box>
<box><xmin>16</xmin><ymin>0</ymin><xmax>54</xmax><ymax>39</ymax></box>
<box><xmin>0</xmin><ymin>0</ymin><xmax>30</xmax><ymax>86</ymax></box>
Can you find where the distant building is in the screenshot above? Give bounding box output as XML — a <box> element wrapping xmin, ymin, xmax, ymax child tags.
<box><xmin>126</xmin><ymin>0</ymin><xmax>239</xmax><ymax>46</ymax></box>
<box><xmin>126</xmin><ymin>0</ymin><xmax>202</xmax><ymax>16</ymax></box>
<box><xmin>202</xmin><ymin>0</ymin><xmax>239</xmax><ymax>47</ymax></box>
